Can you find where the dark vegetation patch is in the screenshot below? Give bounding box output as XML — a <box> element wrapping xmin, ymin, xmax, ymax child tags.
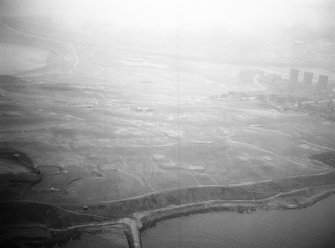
<box><xmin>0</xmin><ymin>118</ymin><xmax>43</xmax><ymax>128</ymax></box>
<box><xmin>310</xmin><ymin>152</ymin><xmax>335</xmax><ymax>168</ymax></box>
<box><xmin>0</xmin><ymin>75</ymin><xmax>28</xmax><ymax>91</ymax></box>
<box><xmin>30</xmin><ymin>165</ymin><xmax>91</xmax><ymax>192</ymax></box>
<box><xmin>0</xmin><ymin>148</ymin><xmax>37</xmax><ymax>173</ymax></box>
<box><xmin>0</xmin><ymin>104</ymin><xmax>21</xmax><ymax>112</ymax></box>
<box><xmin>0</xmin><ymin>224</ymin><xmax>129</xmax><ymax>248</ymax></box>
<box><xmin>37</xmin><ymin>84</ymin><xmax>76</xmax><ymax>92</ymax></box>
<box><xmin>0</xmin><ymin>148</ymin><xmax>41</xmax><ymax>199</ymax></box>
<box><xmin>0</xmin><ymin>201</ymin><xmax>105</xmax><ymax>229</ymax></box>
<box><xmin>36</xmin><ymin>165</ymin><xmax>62</xmax><ymax>175</ymax></box>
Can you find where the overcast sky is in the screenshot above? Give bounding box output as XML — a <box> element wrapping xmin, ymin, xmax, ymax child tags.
<box><xmin>0</xmin><ymin>0</ymin><xmax>333</xmax><ymax>31</ymax></box>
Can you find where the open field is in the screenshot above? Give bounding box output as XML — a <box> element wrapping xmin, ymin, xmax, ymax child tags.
<box><xmin>0</xmin><ymin>14</ymin><xmax>335</xmax><ymax>248</ymax></box>
<box><xmin>1</xmin><ymin>70</ymin><xmax>335</xmax><ymax>203</ymax></box>
<box><xmin>1</xmin><ymin>17</ymin><xmax>335</xmax><ymax>205</ymax></box>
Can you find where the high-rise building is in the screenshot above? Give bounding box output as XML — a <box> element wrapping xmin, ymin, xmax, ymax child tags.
<box><xmin>289</xmin><ymin>69</ymin><xmax>299</xmax><ymax>85</ymax></box>
<box><xmin>271</xmin><ymin>74</ymin><xmax>282</xmax><ymax>86</ymax></box>
<box><xmin>318</xmin><ymin>75</ymin><xmax>328</xmax><ymax>89</ymax></box>
<box><xmin>303</xmin><ymin>72</ymin><xmax>313</xmax><ymax>85</ymax></box>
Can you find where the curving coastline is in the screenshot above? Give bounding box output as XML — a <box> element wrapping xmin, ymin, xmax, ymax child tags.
<box><xmin>137</xmin><ymin>185</ymin><xmax>335</xmax><ymax>232</ymax></box>
<box><xmin>2</xmin><ymin>171</ymin><xmax>335</xmax><ymax>227</ymax></box>
<box><xmin>0</xmin><ymin>19</ymin><xmax>78</xmax><ymax>75</ymax></box>
<box><xmin>60</xmin><ymin>170</ymin><xmax>335</xmax><ymax>219</ymax></box>
<box><xmin>2</xmin><ymin>171</ymin><xmax>335</xmax><ymax>248</ymax></box>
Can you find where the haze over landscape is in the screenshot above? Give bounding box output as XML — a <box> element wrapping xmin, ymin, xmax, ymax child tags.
<box><xmin>0</xmin><ymin>0</ymin><xmax>335</xmax><ymax>248</ymax></box>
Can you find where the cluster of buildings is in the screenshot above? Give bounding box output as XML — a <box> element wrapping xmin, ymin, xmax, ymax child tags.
<box><xmin>288</xmin><ymin>69</ymin><xmax>329</xmax><ymax>89</ymax></box>
<box><xmin>261</xmin><ymin>69</ymin><xmax>335</xmax><ymax>120</ymax></box>
<box><xmin>259</xmin><ymin>69</ymin><xmax>331</xmax><ymax>92</ymax></box>
<box><xmin>233</xmin><ymin>68</ymin><xmax>335</xmax><ymax>121</ymax></box>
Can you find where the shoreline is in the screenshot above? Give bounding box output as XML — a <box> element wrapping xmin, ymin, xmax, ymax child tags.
<box><xmin>0</xmin><ymin>187</ymin><xmax>334</xmax><ymax>248</ymax></box>
<box><xmin>19</xmin><ymin>186</ymin><xmax>335</xmax><ymax>248</ymax></box>
<box><xmin>1</xmin><ymin>172</ymin><xmax>335</xmax><ymax>248</ymax></box>
<box><xmin>137</xmin><ymin>185</ymin><xmax>335</xmax><ymax>233</ymax></box>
